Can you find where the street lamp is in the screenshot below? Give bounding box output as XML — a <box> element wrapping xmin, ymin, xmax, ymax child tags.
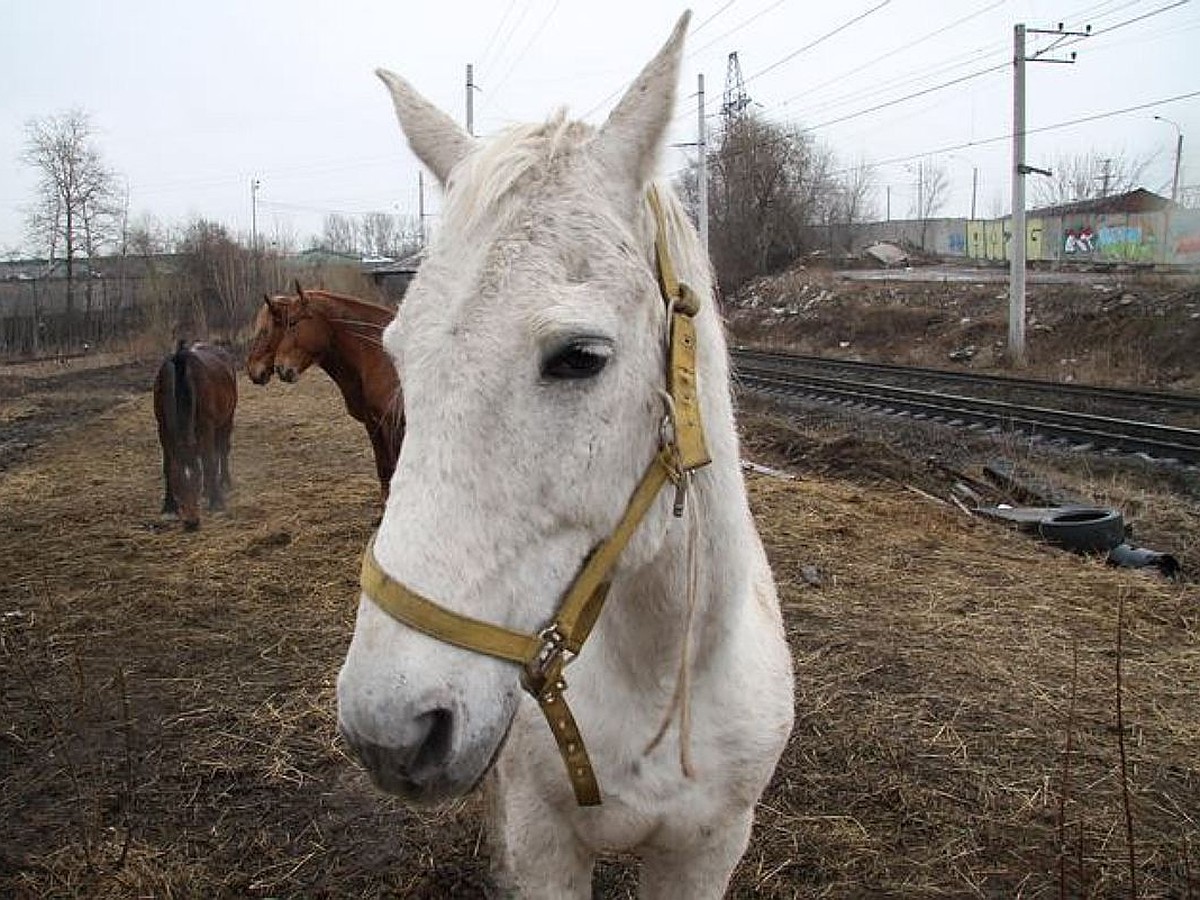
<box><xmin>1153</xmin><ymin>115</ymin><xmax>1183</xmax><ymax>203</ymax></box>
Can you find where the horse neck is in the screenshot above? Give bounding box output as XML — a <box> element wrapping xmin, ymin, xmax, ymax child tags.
<box><xmin>307</xmin><ymin>295</ymin><xmax>385</xmax><ymax>389</ymax></box>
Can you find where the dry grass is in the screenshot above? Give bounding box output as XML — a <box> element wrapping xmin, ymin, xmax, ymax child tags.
<box><xmin>1</xmin><ymin>371</ymin><xmax>1197</xmax><ymax>897</ymax></box>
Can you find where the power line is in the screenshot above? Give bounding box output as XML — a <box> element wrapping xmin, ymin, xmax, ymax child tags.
<box><xmin>478</xmin><ymin>0</ymin><xmax>536</xmax><ymax>87</ymax></box>
<box><xmin>693</xmin><ymin>0</ymin><xmax>740</xmax><ymax>36</ymax></box>
<box><xmin>688</xmin><ymin>0</ymin><xmax>792</xmax><ymax>57</ymax></box>
<box><xmin>676</xmin><ymin>5</ymin><xmax>1014</xmax><ymax>127</ymax></box>
<box><xmin>743</xmin><ymin>0</ymin><xmax>893</xmax><ymax>85</ymax></box>
<box><xmin>806</xmin><ymin>61</ymin><xmax>1009</xmax><ymax>132</ymax></box>
<box><xmin>477</xmin><ymin>0</ymin><xmax>521</xmax><ymax>73</ymax></box>
<box><xmin>485</xmin><ymin>0</ymin><xmax>562</xmax><ymax>102</ymax></box>
<box><xmin>828</xmin><ymin>87</ymin><xmax>1200</xmax><ymax>177</ymax></box>
<box><xmin>773</xmin><ymin>0</ymin><xmax>1005</xmax><ymax>109</ymax></box>
<box><xmin>773</xmin><ymin>42</ymin><xmax>1009</xmax><ymax>123</ymax></box>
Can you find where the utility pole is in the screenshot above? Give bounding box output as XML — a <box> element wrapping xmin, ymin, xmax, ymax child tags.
<box><xmin>250</xmin><ymin>178</ymin><xmax>260</xmax><ymax>254</ymax></box>
<box><xmin>1155</xmin><ymin>115</ymin><xmax>1184</xmax><ymax>202</ymax></box>
<box><xmin>250</xmin><ymin>177</ymin><xmax>261</xmax><ymax>287</ymax></box>
<box><xmin>697</xmin><ymin>73</ymin><xmax>709</xmax><ymax>255</ymax></box>
<box><xmin>1010</xmin><ymin>23</ymin><xmax>1027</xmax><ymax>365</ymax></box>
<box><xmin>970</xmin><ymin>167</ymin><xmax>978</xmax><ymax>220</ymax></box>
<box><xmin>886</xmin><ymin>185</ymin><xmax>891</xmax><ymax>222</ymax></box>
<box><xmin>1009</xmin><ymin>21</ymin><xmax>1087</xmax><ymax>366</ymax></box>
<box><xmin>466</xmin><ymin>64</ymin><xmax>475</xmax><ymax>136</ymax></box>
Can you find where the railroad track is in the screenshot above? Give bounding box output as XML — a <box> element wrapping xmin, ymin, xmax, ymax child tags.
<box><xmin>732</xmin><ymin>350</ymin><xmax>1200</xmax><ymax>465</ymax></box>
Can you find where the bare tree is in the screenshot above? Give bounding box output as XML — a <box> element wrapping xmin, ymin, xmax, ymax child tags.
<box><xmin>177</xmin><ymin>219</ymin><xmax>253</xmax><ymax>338</ymax></box>
<box><xmin>20</xmin><ymin>109</ymin><xmax>120</xmax><ymax>339</ymax></box>
<box><xmin>910</xmin><ymin>159</ymin><xmax>950</xmax><ymax>221</ymax></box>
<box><xmin>702</xmin><ymin>112</ymin><xmax>838</xmax><ymax>293</ymax></box>
<box><xmin>322</xmin><ymin>213</ymin><xmax>359</xmax><ymax>255</ymax></box>
<box><xmin>826</xmin><ymin>158</ymin><xmax>878</xmax><ymax>252</ymax></box>
<box><xmin>360</xmin><ymin>212</ymin><xmax>396</xmax><ymax>258</ymax></box>
<box><xmin>1031</xmin><ymin>150</ymin><xmax>1153</xmax><ymax>208</ymax></box>
<box><xmin>909</xmin><ymin>159</ymin><xmax>949</xmax><ymax>250</ymax></box>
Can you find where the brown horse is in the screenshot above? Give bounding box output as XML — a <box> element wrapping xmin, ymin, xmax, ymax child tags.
<box><xmin>245</xmin><ymin>294</ymin><xmax>294</xmax><ymax>385</ymax></box>
<box><xmin>273</xmin><ymin>285</ymin><xmax>404</xmax><ymax>502</ymax></box>
<box><xmin>153</xmin><ymin>341</ymin><xmax>238</xmax><ymax>530</ymax></box>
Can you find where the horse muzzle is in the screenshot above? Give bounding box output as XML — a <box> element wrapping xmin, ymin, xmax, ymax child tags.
<box><xmin>275</xmin><ymin>365</ymin><xmax>298</xmax><ymax>383</ymax></box>
<box><xmin>337</xmin><ymin>704</ymin><xmax>509</xmax><ymax>803</ymax></box>
<box><xmin>336</xmin><ymin>639</ymin><xmax>520</xmax><ymax>803</ymax></box>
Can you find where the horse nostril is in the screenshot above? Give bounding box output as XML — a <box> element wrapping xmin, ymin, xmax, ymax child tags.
<box><xmin>411</xmin><ymin>708</ymin><xmax>455</xmax><ymax>776</ymax></box>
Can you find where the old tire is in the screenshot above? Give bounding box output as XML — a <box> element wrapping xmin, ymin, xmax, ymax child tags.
<box><xmin>1037</xmin><ymin>507</ymin><xmax>1125</xmax><ymax>554</ymax></box>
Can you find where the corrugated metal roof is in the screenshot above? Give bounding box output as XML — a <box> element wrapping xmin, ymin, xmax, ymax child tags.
<box><xmin>1029</xmin><ymin>188</ymin><xmax>1175</xmax><ymax>218</ymax></box>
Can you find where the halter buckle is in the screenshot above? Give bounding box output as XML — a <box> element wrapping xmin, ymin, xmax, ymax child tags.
<box><xmin>521</xmin><ymin>626</ymin><xmax>570</xmax><ymax>698</ymax></box>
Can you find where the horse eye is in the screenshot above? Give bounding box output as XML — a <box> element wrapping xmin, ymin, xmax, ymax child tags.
<box><xmin>542</xmin><ymin>340</ymin><xmax>611</xmax><ymax>380</ymax></box>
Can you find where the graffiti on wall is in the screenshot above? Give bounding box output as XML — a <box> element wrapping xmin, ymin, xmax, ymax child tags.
<box><xmin>1060</xmin><ymin>220</ymin><xmax>1159</xmax><ymax>262</ymax></box>
<box><xmin>1064</xmin><ymin>225</ymin><xmax>1095</xmax><ymax>254</ymax></box>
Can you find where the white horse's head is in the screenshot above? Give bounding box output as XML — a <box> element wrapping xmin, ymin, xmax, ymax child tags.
<box><xmin>337</xmin><ymin>13</ymin><xmax>704</xmax><ymax>802</ymax></box>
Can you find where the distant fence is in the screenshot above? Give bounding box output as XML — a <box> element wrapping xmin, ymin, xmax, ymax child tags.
<box><xmin>0</xmin><ymin>257</ymin><xmax>395</xmax><ymax>362</ymax></box>
<box><xmin>0</xmin><ymin>275</ymin><xmax>155</xmax><ymax>358</ymax></box>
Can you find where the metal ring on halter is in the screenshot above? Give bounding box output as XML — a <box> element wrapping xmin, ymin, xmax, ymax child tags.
<box><xmin>658</xmin><ymin>388</ymin><xmax>678</xmax><ymax>450</ymax></box>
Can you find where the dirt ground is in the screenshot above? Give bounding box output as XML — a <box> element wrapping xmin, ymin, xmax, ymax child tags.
<box><xmin>0</xmin><ymin>331</ymin><xmax>1197</xmax><ymax>897</ymax></box>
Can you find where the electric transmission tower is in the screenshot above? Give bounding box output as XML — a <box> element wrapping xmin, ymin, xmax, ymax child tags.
<box><xmin>721</xmin><ymin>51</ymin><xmax>751</xmax><ymax>125</ymax></box>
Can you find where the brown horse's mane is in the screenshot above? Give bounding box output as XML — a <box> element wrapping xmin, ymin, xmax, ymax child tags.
<box><xmin>297</xmin><ymin>289</ymin><xmax>394</xmax><ymax>324</ymax></box>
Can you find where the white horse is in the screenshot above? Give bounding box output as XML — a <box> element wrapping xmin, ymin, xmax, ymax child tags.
<box><xmin>336</xmin><ymin>12</ymin><xmax>795</xmax><ymax>898</ymax></box>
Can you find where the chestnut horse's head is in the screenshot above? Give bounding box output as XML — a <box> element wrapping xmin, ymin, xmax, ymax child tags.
<box><xmin>274</xmin><ymin>285</ymin><xmax>329</xmax><ymax>384</ymax></box>
<box><xmin>246</xmin><ymin>295</ymin><xmax>291</xmax><ymax>385</ymax></box>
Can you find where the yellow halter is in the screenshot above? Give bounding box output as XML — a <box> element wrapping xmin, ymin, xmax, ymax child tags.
<box><xmin>358</xmin><ymin>187</ymin><xmax>710</xmax><ymax>806</ymax></box>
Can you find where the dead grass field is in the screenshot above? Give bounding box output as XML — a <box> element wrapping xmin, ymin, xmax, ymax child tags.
<box><xmin>1</xmin><ymin>367</ymin><xmax>1197</xmax><ymax>898</ymax></box>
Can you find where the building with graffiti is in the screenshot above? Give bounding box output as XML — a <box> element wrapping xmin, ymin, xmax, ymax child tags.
<box><xmin>833</xmin><ymin>188</ymin><xmax>1199</xmax><ymax>268</ymax></box>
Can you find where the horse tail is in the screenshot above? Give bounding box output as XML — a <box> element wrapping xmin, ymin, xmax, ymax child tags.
<box><xmin>170</xmin><ymin>341</ymin><xmax>197</xmax><ymax>447</ymax></box>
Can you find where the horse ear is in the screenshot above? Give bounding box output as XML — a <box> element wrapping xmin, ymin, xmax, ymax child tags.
<box><xmin>263</xmin><ymin>294</ymin><xmax>273</xmax><ymax>309</ymax></box>
<box><xmin>591</xmin><ymin>12</ymin><xmax>690</xmax><ymax>198</ymax></box>
<box><xmin>376</xmin><ymin>68</ymin><xmax>475</xmax><ymax>185</ymax></box>
<box><xmin>294</xmin><ymin>280</ymin><xmax>306</xmax><ymax>301</ymax></box>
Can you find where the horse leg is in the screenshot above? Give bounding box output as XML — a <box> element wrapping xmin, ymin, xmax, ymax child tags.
<box><xmin>201</xmin><ymin>435</ymin><xmax>224</xmax><ymax>511</ymax></box>
<box><xmin>160</xmin><ymin>446</ymin><xmax>177</xmax><ymax>515</ymax></box>
<box><xmin>216</xmin><ymin>423</ymin><xmax>233</xmax><ymax>492</ymax></box>
<box><xmin>637</xmin><ymin>810</ymin><xmax>754</xmax><ymax>900</ymax></box>
<box><xmin>485</xmin><ymin>772</ymin><xmax>593</xmax><ymax>900</ymax></box>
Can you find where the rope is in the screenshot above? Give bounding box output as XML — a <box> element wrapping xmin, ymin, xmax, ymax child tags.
<box><xmin>643</xmin><ymin>469</ymin><xmax>700</xmax><ymax>779</ymax></box>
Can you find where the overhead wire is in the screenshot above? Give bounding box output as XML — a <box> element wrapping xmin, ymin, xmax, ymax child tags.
<box><xmin>477</xmin><ymin>0</ymin><xmax>536</xmax><ymax>90</ymax></box>
<box><xmin>484</xmin><ymin>0</ymin><xmax>563</xmax><ymax>103</ymax></box>
<box><xmin>773</xmin><ymin>0</ymin><xmax>1006</xmax><ymax>111</ymax></box>
<box><xmin>742</xmin><ymin>0</ymin><xmax>893</xmax><ymax>85</ymax></box>
<box><xmin>477</xmin><ymin>0</ymin><xmax>521</xmax><ymax>74</ymax></box>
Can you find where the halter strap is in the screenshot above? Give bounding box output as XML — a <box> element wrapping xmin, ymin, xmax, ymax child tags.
<box><xmin>359</xmin><ymin>187</ymin><xmax>710</xmax><ymax>806</ymax></box>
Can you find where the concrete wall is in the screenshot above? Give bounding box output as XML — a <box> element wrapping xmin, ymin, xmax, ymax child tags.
<box><xmin>963</xmin><ymin>208</ymin><xmax>1200</xmax><ymax>265</ymax></box>
<box><xmin>836</xmin><ymin>208</ymin><xmax>1200</xmax><ymax>266</ymax></box>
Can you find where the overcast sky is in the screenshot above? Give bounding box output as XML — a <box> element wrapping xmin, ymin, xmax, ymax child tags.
<box><xmin>2</xmin><ymin>0</ymin><xmax>1197</xmax><ymax>256</ymax></box>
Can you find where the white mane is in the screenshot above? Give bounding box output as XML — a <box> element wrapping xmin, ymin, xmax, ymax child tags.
<box><xmin>441</xmin><ymin>111</ymin><xmax>590</xmax><ymax>235</ymax></box>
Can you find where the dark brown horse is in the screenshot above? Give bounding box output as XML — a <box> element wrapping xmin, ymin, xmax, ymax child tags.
<box><xmin>245</xmin><ymin>294</ymin><xmax>295</xmax><ymax>385</ymax></box>
<box><xmin>273</xmin><ymin>285</ymin><xmax>404</xmax><ymax>502</ymax></box>
<box><xmin>153</xmin><ymin>341</ymin><xmax>238</xmax><ymax>530</ymax></box>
